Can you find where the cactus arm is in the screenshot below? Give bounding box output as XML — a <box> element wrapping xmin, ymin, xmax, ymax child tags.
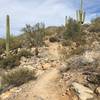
<box><xmin>81</xmin><ymin>0</ymin><xmax>83</xmax><ymax>10</ymax></box>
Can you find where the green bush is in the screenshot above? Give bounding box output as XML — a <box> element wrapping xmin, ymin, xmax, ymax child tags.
<box><xmin>89</xmin><ymin>17</ymin><xmax>100</xmax><ymax>32</ymax></box>
<box><xmin>0</xmin><ymin>50</ymin><xmax>33</xmax><ymax>69</ymax></box>
<box><xmin>63</xmin><ymin>17</ymin><xmax>81</xmax><ymax>40</ymax></box>
<box><xmin>22</xmin><ymin>23</ymin><xmax>45</xmax><ymax>47</ymax></box>
<box><xmin>0</xmin><ymin>36</ymin><xmax>23</xmax><ymax>55</ymax></box>
<box><xmin>1</xmin><ymin>68</ymin><xmax>36</xmax><ymax>87</ymax></box>
<box><xmin>17</xmin><ymin>49</ymin><xmax>33</xmax><ymax>58</ymax></box>
<box><xmin>60</xmin><ymin>45</ymin><xmax>85</xmax><ymax>61</ymax></box>
<box><xmin>10</xmin><ymin>36</ymin><xmax>22</xmax><ymax>50</ymax></box>
<box><xmin>0</xmin><ymin>55</ymin><xmax>20</xmax><ymax>69</ymax></box>
<box><xmin>0</xmin><ymin>49</ymin><xmax>33</xmax><ymax>69</ymax></box>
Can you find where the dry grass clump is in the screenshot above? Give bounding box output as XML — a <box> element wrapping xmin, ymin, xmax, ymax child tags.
<box><xmin>1</xmin><ymin>68</ymin><xmax>36</xmax><ymax>87</ymax></box>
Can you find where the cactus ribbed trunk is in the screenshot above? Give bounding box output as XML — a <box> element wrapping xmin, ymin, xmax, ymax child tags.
<box><xmin>65</xmin><ymin>16</ymin><xmax>67</xmax><ymax>28</ymax></box>
<box><xmin>76</xmin><ymin>0</ymin><xmax>85</xmax><ymax>24</ymax></box>
<box><xmin>6</xmin><ymin>15</ymin><xmax>10</xmax><ymax>56</ymax></box>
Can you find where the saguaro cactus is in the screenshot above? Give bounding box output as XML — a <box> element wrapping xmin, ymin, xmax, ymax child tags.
<box><xmin>6</xmin><ymin>15</ymin><xmax>10</xmax><ymax>55</ymax></box>
<box><xmin>65</xmin><ymin>16</ymin><xmax>67</xmax><ymax>28</ymax></box>
<box><xmin>76</xmin><ymin>0</ymin><xmax>85</xmax><ymax>24</ymax></box>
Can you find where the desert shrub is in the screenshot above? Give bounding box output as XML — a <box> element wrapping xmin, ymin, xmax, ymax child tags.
<box><xmin>10</xmin><ymin>36</ymin><xmax>22</xmax><ymax>50</ymax></box>
<box><xmin>45</xmin><ymin>26</ymin><xmax>65</xmax><ymax>37</ymax></box>
<box><xmin>89</xmin><ymin>17</ymin><xmax>100</xmax><ymax>32</ymax></box>
<box><xmin>22</xmin><ymin>23</ymin><xmax>45</xmax><ymax>47</ymax></box>
<box><xmin>17</xmin><ymin>49</ymin><xmax>33</xmax><ymax>58</ymax></box>
<box><xmin>0</xmin><ymin>55</ymin><xmax>20</xmax><ymax>69</ymax></box>
<box><xmin>63</xmin><ymin>17</ymin><xmax>81</xmax><ymax>40</ymax></box>
<box><xmin>70</xmin><ymin>46</ymin><xmax>85</xmax><ymax>55</ymax></box>
<box><xmin>61</xmin><ymin>40</ymin><xmax>72</xmax><ymax>46</ymax></box>
<box><xmin>82</xmin><ymin>24</ymin><xmax>90</xmax><ymax>30</ymax></box>
<box><xmin>60</xmin><ymin>46</ymin><xmax>85</xmax><ymax>61</ymax></box>
<box><xmin>0</xmin><ymin>49</ymin><xmax>33</xmax><ymax>69</ymax></box>
<box><xmin>0</xmin><ymin>36</ymin><xmax>23</xmax><ymax>55</ymax></box>
<box><xmin>1</xmin><ymin>68</ymin><xmax>36</xmax><ymax>87</ymax></box>
<box><xmin>22</xmin><ymin>23</ymin><xmax>45</xmax><ymax>56</ymax></box>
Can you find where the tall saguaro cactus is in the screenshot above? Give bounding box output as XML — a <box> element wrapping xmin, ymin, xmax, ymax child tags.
<box><xmin>6</xmin><ymin>15</ymin><xmax>10</xmax><ymax>55</ymax></box>
<box><xmin>65</xmin><ymin>16</ymin><xmax>67</xmax><ymax>28</ymax></box>
<box><xmin>76</xmin><ymin>0</ymin><xmax>85</xmax><ymax>24</ymax></box>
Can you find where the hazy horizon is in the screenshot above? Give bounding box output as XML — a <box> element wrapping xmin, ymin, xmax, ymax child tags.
<box><xmin>0</xmin><ymin>0</ymin><xmax>100</xmax><ymax>38</ymax></box>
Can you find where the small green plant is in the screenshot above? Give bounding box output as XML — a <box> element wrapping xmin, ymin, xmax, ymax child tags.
<box><xmin>1</xmin><ymin>68</ymin><xmax>36</xmax><ymax>87</ymax></box>
<box><xmin>6</xmin><ymin>15</ymin><xmax>11</xmax><ymax>56</ymax></box>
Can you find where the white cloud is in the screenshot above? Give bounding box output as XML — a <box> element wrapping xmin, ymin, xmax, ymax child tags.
<box><xmin>0</xmin><ymin>0</ymin><xmax>99</xmax><ymax>37</ymax></box>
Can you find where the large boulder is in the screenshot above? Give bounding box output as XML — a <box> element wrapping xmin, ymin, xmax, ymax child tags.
<box><xmin>71</xmin><ymin>82</ymin><xmax>94</xmax><ymax>100</ymax></box>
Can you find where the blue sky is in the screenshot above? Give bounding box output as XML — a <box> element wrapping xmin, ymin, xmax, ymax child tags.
<box><xmin>0</xmin><ymin>0</ymin><xmax>100</xmax><ymax>37</ymax></box>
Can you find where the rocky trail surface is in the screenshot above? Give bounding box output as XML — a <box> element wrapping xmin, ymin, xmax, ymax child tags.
<box><xmin>1</xmin><ymin>68</ymin><xmax>71</xmax><ymax>100</ymax></box>
<box><xmin>0</xmin><ymin>41</ymin><xmax>100</xmax><ymax>100</ymax></box>
<box><xmin>0</xmin><ymin>43</ymin><xmax>70</xmax><ymax>100</ymax></box>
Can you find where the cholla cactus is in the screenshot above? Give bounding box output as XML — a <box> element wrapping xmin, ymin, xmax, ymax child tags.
<box><xmin>76</xmin><ymin>0</ymin><xmax>85</xmax><ymax>24</ymax></box>
<box><xmin>6</xmin><ymin>15</ymin><xmax>10</xmax><ymax>55</ymax></box>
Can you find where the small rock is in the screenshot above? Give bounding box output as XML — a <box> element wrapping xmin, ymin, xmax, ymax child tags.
<box><xmin>31</xmin><ymin>47</ymin><xmax>35</xmax><ymax>53</ymax></box>
<box><xmin>18</xmin><ymin>48</ymin><xmax>21</xmax><ymax>52</ymax></box>
<box><xmin>23</xmin><ymin>65</ymin><xmax>34</xmax><ymax>70</ymax></box>
<box><xmin>42</xmin><ymin>63</ymin><xmax>51</xmax><ymax>70</ymax></box>
<box><xmin>20</xmin><ymin>57</ymin><xmax>27</xmax><ymax>62</ymax></box>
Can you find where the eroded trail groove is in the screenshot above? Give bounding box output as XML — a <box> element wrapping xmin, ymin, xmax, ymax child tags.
<box><xmin>7</xmin><ymin>68</ymin><xmax>68</xmax><ymax>100</ymax></box>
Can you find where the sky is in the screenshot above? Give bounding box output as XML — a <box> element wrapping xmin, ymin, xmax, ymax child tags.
<box><xmin>0</xmin><ymin>0</ymin><xmax>100</xmax><ymax>37</ymax></box>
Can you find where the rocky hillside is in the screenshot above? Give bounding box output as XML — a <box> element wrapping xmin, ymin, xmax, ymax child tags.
<box><xmin>0</xmin><ymin>17</ymin><xmax>100</xmax><ymax>100</ymax></box>
<box><xmin>0</xmin><ymin>36</ymin><xmax>100</xmax><ymax>100</ymax></box>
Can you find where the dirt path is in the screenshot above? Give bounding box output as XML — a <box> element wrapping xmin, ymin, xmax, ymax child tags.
<box><xmin>1</xmin><ymin>43</ymin><xmax>71</xmax><ymax>100</ymax></box>
<box><xmin>7</xmin><ymin>68</ymin><xmax>68</xmax><ymax>100</ymax></box>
